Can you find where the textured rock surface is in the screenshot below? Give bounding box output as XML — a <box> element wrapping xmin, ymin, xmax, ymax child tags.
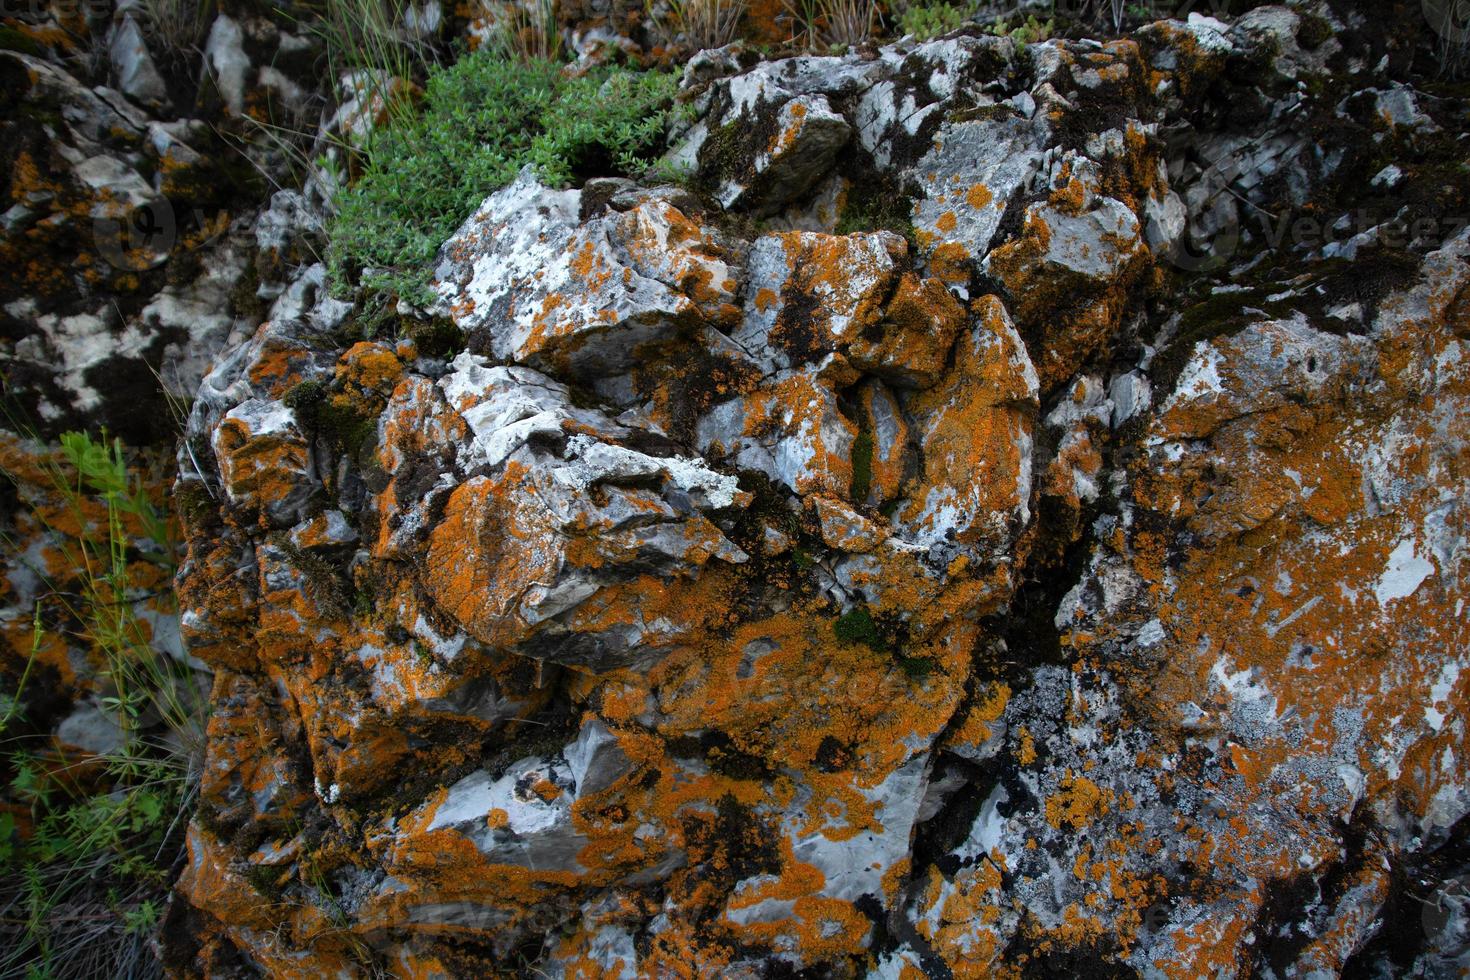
<box><xmin>5</xmin><ymin>0</ymin><xmax>1470</xmax><ymax>976</ymax></box>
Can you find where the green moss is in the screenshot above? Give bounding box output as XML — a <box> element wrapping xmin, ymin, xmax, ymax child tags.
<box><xmin>173</xmin><ymin>480</ymin><xmax>216</xmax><ymax>528</ymax></box>
<box><xmin>849</xmin><ymin>429</ymin><xmax>874</xmax><ymax>505</ymax></box>
<box><xmin>1153</xmin><ymin>287</ymin><xmax>1282</xmax><ymax>395</ymax></box>
<box><xmin>282</xmin><ymin>379</ymin><xmax>377</xmax><ymax>454</ymax></box>
<box><xmin>403</xmin><ymin>316</ymin><xmax>467</xmax><ymax>360</ymax></box>
<box><xmin>835</xmin><ymin>185</ymin><xmax>914</xmax><ymax>239</ymax></box>
<box><xmin>1295</xmin><ymin>12</ymin><xmax>1332</xmax><ymax>50</ymax></box>
<box><xmin>947</xmin><ymin>103</ymin><xmax>1022</xmax><ymax>125</ymax></box>
<box><xmin>833</xmin><ymin>606</ymin><xmax>888</xmax><ymax>652</ymax></box>
<box><xmin>242</xmin><ymin>862</ymin><xmax>287</xmax><ymax>901</ymax></box>
<box><xmin>897</xmin><ymin>654</ymin><xmax>938</xmax><ymax>678</ymax></box>
<box><xmin>282</xmin><ymin>378</ymin><xmax>327</xmax><ymax>413</ymax></box>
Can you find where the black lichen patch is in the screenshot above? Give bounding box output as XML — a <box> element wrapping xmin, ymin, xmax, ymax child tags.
<box><xmin>668</xmin><ymin>730</ymin><xmax>775</xmax><ymax>781</ymax></box>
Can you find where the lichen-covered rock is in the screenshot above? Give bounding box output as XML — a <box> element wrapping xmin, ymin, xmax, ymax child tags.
<box><xmin>37</xmin><ymin>2</ymin><xmax>1458</xmax><ymax>976</ymax></box>
<box><xmin>432</xmin><ymin>173</ymin><xmax>739</xmax><ymax>379</ymax></box>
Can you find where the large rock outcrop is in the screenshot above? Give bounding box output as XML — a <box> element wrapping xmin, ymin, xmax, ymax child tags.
<box><xmin>6</xmin><ymin>1</ymin><xmax>1467</xmax><ymax>977</ymax></box>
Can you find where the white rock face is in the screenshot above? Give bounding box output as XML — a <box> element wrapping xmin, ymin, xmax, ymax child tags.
<box><xmin>910</xmin><ymin>115</ymin><xmax>1045</xmax><ymax>269</ymax></box>
<box><xmin>203</xmin><ymin>15</ymin><xmax>250</xmax><ymax>115</ymax></box>
<box><xmin>433</xmin><ymin>173</ymin><xmax>737</xmax><ymax>376</ymax></box>
<box><xmin>109</xmin><ymin>16</ymin><xmax>168</xmax><ymax>107</ymax></box>
<box><xmin>427</xmin><ymin>759</ymin><xmax>585</xmax><ymax>869</ymax></box>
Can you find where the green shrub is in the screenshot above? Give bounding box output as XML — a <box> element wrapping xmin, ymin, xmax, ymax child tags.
<box><xmin>896</xmin><ymin>0</ymin><xmax>974</xmax><ymax>40</ymax></box>
<box><xmin>326</xmin><ymin>51</ymin><xmax>683</xmax><ymax>304</ymax></box>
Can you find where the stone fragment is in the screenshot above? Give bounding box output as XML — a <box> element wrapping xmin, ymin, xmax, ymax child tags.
<box><xmin>705</xmin><ymin>94</ymin><xmax>852</xmax><ymax>215</ymax></box>
<box><xmin>433</xmin><ymin>173</ymin><xmax>737</xmax><ymax>376</ymax></box>
<box><xmin>211</xmin><ymin>398</ymin><xmax>316</xmax><ymax>527</ymax></box>
<box><xmin>909</xmin><ymin>115</ymin><xmax>1044</xmax><ymax>281</ymax></box>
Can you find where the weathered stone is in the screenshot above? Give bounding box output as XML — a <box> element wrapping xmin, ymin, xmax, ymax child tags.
<box><xmin>706</xmin><ymin>94</ymin><xmax>852</xmax><ymax>215</ymax></box>
<box><xmin>433</xmin><ymin>173</ymin><xmax>738</xmax><ymax>377</ymax></box>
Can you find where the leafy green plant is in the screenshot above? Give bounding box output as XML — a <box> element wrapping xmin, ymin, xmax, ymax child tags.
<box><xmin>989</xmin><ymin>13</ymin><xmax>1055</xmax><ymax>48</ymax></box>
<box><xmin>1</xmin><ymin>432</ymin><xmax>202</xmax><ymax>979</ymax></box>
<box><xmin>895</xmin><ymin>0</ymin><xmax>974</xmax><ymax>40</ymax></box>
<box><xmin>326</xmin><ymin>50</ymin><xmax>682</xmax><ymax>303</ymax></box>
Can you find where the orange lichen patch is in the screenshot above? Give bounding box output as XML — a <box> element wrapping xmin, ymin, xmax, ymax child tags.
<box><xmin>337</xmin><ymin>342</ymin><xmax>405</xmax><ymax>392</ymax></box>
<box><xmin>849</xmin><ymin>273</ymin><xmax>966</xmax><ymax>387</ymax></box>
<box><xmin>918</xmin><ymin>858</ymin><xmax>1007</xmax><ymax>977</ymax></box>
<box><xmin>245</xmin><ymin>334</ymin><xmax>317</xmax><ymax>396</ymax></box>
<box><xmin>1043</xmin><ymin>425</ymin><xmax>1105</xmax><ymax>515</ymax></box>
<box><xmin>1044</xmin><ymin>773</ymin><xmax>1113</xmax><ymax>830</ymax></box>
<box><xmin>768</xmin><ymin>101</ymin><xmax>809</xmax><ymax>157</ymax></box>
<box><xmin>936</xmin><ymin>211</ymin><xmax>958</xmax><ymax>233</ymax></box>
<box><xmin>530</xmin><ymin>778</ymin><xmax>564</xmax><ymax>802</ymax></box>
<box><xmin>925</xmin><ymin>241</ymin><xmax>973</xmax><ymax>285</ymax></box>
<box><xmin>755</xmin><ymin>287</ymin><xmax>779</xmax><ymax>312</ymax></box>
<box><xmin>1150</xmin><ymin>892</ymin><xmax>1257</xmax><ymax>980</ymax></box>
<box><xmin>642</xmin><ymin>919</ymin><xmax>738</xmax><ymax>977</ymax></box>
<box><xmin>176</xmin><ymin>825</ymin><xmax>284</xmax><ymax>933</ymax></box>
<box><xmin>942</xmin><ymin>681</ymin><xmax>1011</xmax><ymax>756</ymax></box>
<box><xmin>421</xmin><ymin>464</ymin><xmax>560</xmax><ymax>648</ymax></box>
<box><xmin>983</xmin><ymin>201</ymin><xmax>1149</xmax><ymax>391</ymax></box>
<box><xmin>768</xmin><ymin>231</ymin><xmax>902</xmax><ymax>350</ymax></box>
<box><xmin>1017</xmin><ymin>727</ymin><xmax>1037</xmax><ymax>765</ymax></box>
<box><xmin>737</xmin><ymin>0</ymin><xmax>792</xmax><ymax>45</ymax></box>
<box><xmin>740</xmin><ymin>362</ymin><xmax>859</xmax><ymax>497</ymax></box>
<box><xmin>897</xmin><ymin>297</ymin><xmax>1036</xmax><ymax>544</ymax></box>
<box><xmin>1048</xmin><ymin>173</ymin><xmax>1090</xmax><ymax>216</ymax></box>
<box><xmin>635</xmin><ymin>593</ymin><xmax>973</xmax><ymax>803</ymax></box>
<box><xmin>966</xmin><ymin>183</ymin><xmax>995</xmax><ymax>210</ymax></box>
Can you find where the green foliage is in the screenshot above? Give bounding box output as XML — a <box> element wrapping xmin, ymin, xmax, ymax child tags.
<box><xmin>989</xmin><ymin>13</ymin><xmax>1055</xmax><ymax>48</ymax></box>
<box><xmin>833</xmin><ymin>606</ymin><xmax>888</xmax><ymax>652</ymax></box>
<box><xmin>896</xmin><ymin>0</ymin><xmax>974</xmax><ymax>40</ymax></box>
<box><xmin>1</xmin><ymin>432</ymin><xmax>201</xmax><ymax>978</ymax></box>
<box><xmin>0</xmin><ymin>25</ymin><xmax>48</xmax><ymax>57</ymax></box>
<box><xmin>57</xmin><ymin>433</ymin><xmax>172</xmax><ymax>567</ymax></box>
<box><xmin>833</xmin><ymin>183</ymin><xmax>914</xmax><ymax>240</ymax></box>
<box><xmin>326</xmin><ymin>51</ymin><xmax>682</xmax><ymax>304</ymax></box>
